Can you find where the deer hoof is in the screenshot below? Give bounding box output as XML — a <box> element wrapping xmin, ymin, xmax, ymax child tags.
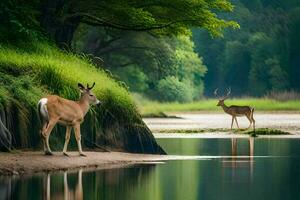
<box><xmin>63</xmin><ymin>152</ymin><xmax>70</xmax><ymax>157</ymax></box>
<box><xmin>45</xmin><ymin>151</ymin><xmax>53</xmax><ymax>156</ymax></box>
<box><xmin>79</xmin><ymin>153</ymin><xmax>87</xmax><ymax>157</ymax></box>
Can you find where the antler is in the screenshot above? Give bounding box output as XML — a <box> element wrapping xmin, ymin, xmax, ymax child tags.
<box><xmin>87</xmin><ymin>82</ymin><xmax>95</xmax><ymax>90</ymax></box>
<box><xmin>223</xmin><ymin>87</ymin><xmax>231</xmax><ymax>100</ymax></box>
<box><xmin>214</xmin><ymin>87</ymin><xmax>231</xmax><ymax>100</ymax></box>
<box><xmin>214</xmin><ymin>88</ymin><xmax>219</xmax><ymax>97</ymax></box>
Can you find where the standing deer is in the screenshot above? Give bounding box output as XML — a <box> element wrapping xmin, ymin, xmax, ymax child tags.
<box><xmin>214</xmin><ymin>88</ymin><xmax>255</xmax><ymax>131</ymax></box>
<box><xmin>37</xmin><ymin>82</ymin><xmax>100</xmax><ymax>156</ymax></box>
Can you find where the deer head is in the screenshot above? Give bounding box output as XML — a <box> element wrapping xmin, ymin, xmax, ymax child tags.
<box><xmin>78</xmin><ymin>82</ymin><xmax>101</xmax><ymax>105</ymax></box>
<box><xmin>214</xmin><ymin>88</ymin><xmax>231</xmax><ymax>106</ymax></box>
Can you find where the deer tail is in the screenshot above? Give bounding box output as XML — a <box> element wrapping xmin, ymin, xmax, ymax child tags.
<box><xmin>37</xmin><ymin>98</ymin><xmax>49</xmax><ymax>125</ymax></box>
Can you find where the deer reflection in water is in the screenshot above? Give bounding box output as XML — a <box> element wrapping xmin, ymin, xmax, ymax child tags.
<box><xmin>45</xmin><ymin>169</ymin><xmax>83</xmax><ymax>200</ymax></box>
<box><xmin>223</xmin><ymin>137</ymin><xmax>254</xmax><ymax>181</ymax></box>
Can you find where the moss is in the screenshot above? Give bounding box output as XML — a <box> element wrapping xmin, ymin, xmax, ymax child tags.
<box><xmin>157</xmin><ymin>128</ymin><xmax>290</xmax><ymax>135</ymax></box>
<box><xmin>0</xmin><ymin>43</ymin><xmax>165</xmax><ymax>154</ymax></box>
<box><xmin>241</xmin><ymin>128</ymin><xmax>289</xmax><ymax>136</ymax></box>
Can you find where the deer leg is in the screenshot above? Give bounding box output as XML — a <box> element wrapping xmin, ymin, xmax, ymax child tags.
<box><xmin>40</xmin><ymin>122</ymin><xmax>48</xmax><ymax>152</ymax></box>
<box><xmin>75</xmin><ymin>169</ymin><xmax>83</xmax><ymax>200</ymax></box>
<box><xmin>42</xmin><ymin>119</ymin><xmax>57</xmax><ymax>155</ymax></box>
<box><xmin>231</xmin><ymin>116</ymin><xmax>234</xmax><ymax>130</ymax></box>
<box><xmin>63</xmin><ymin>126</ymin><xmax>72</xmax><ymax>156</ymax></box>
<box><xmin>246</xmin><ymin>115</ymin><xmax>252</xmax><ymax>129</ymax></box>
<box><xmin>234</xmin><ymin>117</ymin><xmax>240</xmax><ymax>130</ymax></box>
<box><xmin>64</xmin><ymin>171</ymin><xmax>69</xmax><ymax>200</ymax></box>
<box><xmin>46</xmin><ymin>173</ymin><xmax>51</xmax><ymax>200</ymax></box>
<box><xmin>74</xmin><ymin>124</ymin><xmax>86</xmax><ymax>156</ymax></box>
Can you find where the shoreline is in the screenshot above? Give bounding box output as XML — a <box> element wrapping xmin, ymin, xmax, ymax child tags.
<box><xmin>1</xmin><ymin>130</ymin><xmax>299</xmax><ymax>176</ymax></box>
<box><xmin>154</xmin><ymin>133</ymin><xmax>300</xmax><ymax>138</ymax></box>
<box><xmin>0</xmin><ymin>151</ymin><xmax>167</xmax><ymax>176</ymax></box>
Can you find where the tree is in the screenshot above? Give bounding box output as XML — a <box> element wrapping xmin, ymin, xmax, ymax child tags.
<box><xmin>193</xmin><ymin>0</ymin><xmax>295</xmax><ymax>96</ymax></box>
<box><xmin>267</xmin><ymin>58</ymin><xmax>289</xmax><ymax>91</ymax></box>
<box><xmin>222</xmin><ymin>40</ymin><xmax>251</xmax><ymax>95</ymax></box>
<box><xmin>38</xmin><ymin>0</ymin><xmax>238</xmax><ymax>47</ymax></box>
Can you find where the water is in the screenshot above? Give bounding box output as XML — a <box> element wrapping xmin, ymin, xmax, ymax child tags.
<box><xmin>2</xmin><ymin>138</ymin><xmax>300</xmax><ymax>200</ymax></box>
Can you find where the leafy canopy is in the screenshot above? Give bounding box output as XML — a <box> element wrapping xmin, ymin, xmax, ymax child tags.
<box><xmin>46</xmin><ymin>0</ymin><xmax>238</xmax><ymax>37</ymax></box>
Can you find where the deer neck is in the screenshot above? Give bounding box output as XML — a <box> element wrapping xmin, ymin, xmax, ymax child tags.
<box><xmin>78</xmin><ymin>95</ymin><xmax>90</xmax><ymax>116</ymax></box>
<box><xmin>221</xmin><ymin>103</ymin><xmax>229</xmax><ymax>113</ymax></box>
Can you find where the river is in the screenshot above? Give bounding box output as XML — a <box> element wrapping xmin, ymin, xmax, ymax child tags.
<box><xmin>2</xmin><ymin>137</ymin><xmax>300</xmax><ymax>200</ymax></box>
<box><xmin>2</xmin><ymin>113</ymin><xmax>300</xmax><ymax>200</ymax></box>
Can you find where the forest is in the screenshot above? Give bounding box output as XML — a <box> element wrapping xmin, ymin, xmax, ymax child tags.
<box><xmin>73</xmin><ymin>0</ymin><xmax>300</xmax><ymax>101</ymax></box>
<box><xmin>194</xmin><ymin>0</ymin><xmax>300</xmax><ymax>97</ymax></box>
<box><xmin>0</xmin><ymin>0</ymin><xmax>236</xmax><ymax>151</ymax></box>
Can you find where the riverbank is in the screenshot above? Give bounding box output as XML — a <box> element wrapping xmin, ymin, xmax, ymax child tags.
<box><xmin>144</xmin><ymin>112</ymin><xmax>300</xmax><ymax>134</ymax></box>
<box><xmin>0</xmin><ymin>151</ymin><xmax>168</xmax><ymax>175</ymax></box>
<box><xmin>137</xmin><ymin>99</ymin><xmax>300</xmax><ymax>117</ymax></box>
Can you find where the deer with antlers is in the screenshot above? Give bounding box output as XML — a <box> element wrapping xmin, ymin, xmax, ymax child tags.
<box><xmin>214</xmin><ymin>88</ymin><xmax>255</xmax><ymax>131</ymax></box>
<box><xmin>37</xmin><ymin>82</ymin><xmax>100</xmax><ymax>156</ymax></box>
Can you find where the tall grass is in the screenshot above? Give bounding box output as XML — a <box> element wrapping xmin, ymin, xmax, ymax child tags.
<box><xmin>0</xmin><ymin>43</ymin><xmax>132</xmax><ymax>106</ymax></box>
<box><xmin>0</xmin><ymin>43</ymin><xmax>165</xmax><ymax>154</ymax></box>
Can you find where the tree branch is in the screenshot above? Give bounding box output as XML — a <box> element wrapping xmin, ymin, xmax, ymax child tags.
<box><xmin>67</xmin><ymin>12</ymin><xmax>197</xmax><ymax>31</ymax></box>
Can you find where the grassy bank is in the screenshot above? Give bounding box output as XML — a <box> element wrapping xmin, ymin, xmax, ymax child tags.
<box><xmin>137</xmin><ymin>98</ymin><xmax>300</xmax><ymax>117</ymax></box>
<box><xmin>0</xmin><ymin>43</ymin><xmax>165</xmax><ymax>154</ymax></box>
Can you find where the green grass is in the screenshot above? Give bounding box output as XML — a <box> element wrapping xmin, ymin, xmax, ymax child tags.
<box><xmin>0</xmin><ymin>43</ymin><xmax>133</xmax><ymax>107</ymax></box>
<box><xmin>157</xmin><ymin>128</ymin><xmax>290</xmax><ymax>136</ymax></box>
<box><xmin>0</xmin><ymin>42</ymin><xmax>165</xmax><ymax>154</ymax></box>
<box><xmin>137</xmin><ymin>98</ymin><xmax>300</xmax><ymax>116</ymax></box>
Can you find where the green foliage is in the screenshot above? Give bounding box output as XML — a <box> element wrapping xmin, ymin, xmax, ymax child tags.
<box><xmin>0</xmin><ymin>42</ymin><xmax>164</xmax><ymax>153</ymax></box>
<box><xmin>267</xmin><ymin>59</ymin><xmax>290</xmax><ymax>91</ymax></box>
<box><xmin>156</xmin><ymin>76</ymin><xmax>193</xmax><ymax>102</ymax></box>
<box><xmin>193</xmin><ymin>0</ymin><xmax>296</xmax><ymax>96</ymax></box>
<box><xmin>0</xmin><ymin>0</ymin><xmax>42</xmax><ymax>45</ymax></box>
<box><xmin>0</xmin><ymin>0</ymin><xmax>237</xmax><ymax>47</ymax></box>
<box><xmin>113</xmin><ymin>66</ymin><xmax>149</xmax><ymax>93</ymax></box>
<box><xmin>174</xmin><ymin>36</ymin><xmax>207</xmax><ymax>99</ymax></box>
<box><xmin>77</xmin><ymin>29</ymin><xmax>206</xmax><ymax>102</ymax></box>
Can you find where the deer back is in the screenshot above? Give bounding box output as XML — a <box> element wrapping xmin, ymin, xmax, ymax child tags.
<box><xmin>227</xmin><ymin>105</ymin><xmax>252</xmax><ymax>116</ymax></box>
<box><xmin>46</xmin><ymin>95</ymin><xmax>84</xmax><ymax>122</ymax></box>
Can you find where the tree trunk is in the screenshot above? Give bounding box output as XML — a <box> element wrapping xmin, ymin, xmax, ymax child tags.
<box><xmin>39</xmin><ymin>0</ymin><xmax>81</xmax><ymax>49</ymax></box>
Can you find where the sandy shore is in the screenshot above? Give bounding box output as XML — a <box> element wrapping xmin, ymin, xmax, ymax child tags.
<box><xmin>1</xmin><ymin>150</ymin><xmax>276</xmax><ymax>175</ymax></box>
<box><xmin>0</xmin><ymin>151</ymin><xmax>168</xmax><ymax>175</ymax></box>
<box><xmin>144</xmin><ymin>113</ymin><xmax>300</xmax><ymax>134</ymax></box>
<box><xmin>2</xmin><ymin>112</ymin><xmax>300</xmax><ymax>176</ymax></box>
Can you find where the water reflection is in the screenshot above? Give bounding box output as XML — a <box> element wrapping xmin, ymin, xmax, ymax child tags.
<box><xmin>2</xmin><ymin>138</ymin><xmax>300</xmax><ymax>200</ymax></box>
<box><xmin>0</xmin><ymin>176</ymin><xmax>12</xmax><ymax>200</ymax></box>
<box><xmin>0</xmin><ymin>164</ymin><xmax>155</xmax><ymax>200</ymax></box>
<box><xmin>224</xmin><ymin>137</ymin><xmax>254</xmax><ymax>181</ymax></box>
<box><xmin>44</xmin><ymin>170</ymin><xmax>83</xmax><ymax>200</ymax></box>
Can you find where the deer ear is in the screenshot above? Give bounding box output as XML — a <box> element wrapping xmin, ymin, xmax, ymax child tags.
<box><xmin>78</xmin><ymin>83</ymin><xmax>85</xmax><ymax>92</ymax></box>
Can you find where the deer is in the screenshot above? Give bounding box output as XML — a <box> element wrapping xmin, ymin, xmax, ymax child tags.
<box><xmin>214</xmin><ymin>88</ymin><xmax>255</xmax><ymax>131</ymax></box>
<box><xmin>37</xmin><ymin>82</ymin><xmax>100</xmax><ymax>156</ymax></box>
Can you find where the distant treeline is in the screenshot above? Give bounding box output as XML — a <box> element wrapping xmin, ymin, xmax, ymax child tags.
<box><xmin>193</xmin><ymin>0</ymin><xmax>300</xmax><ymax>97</ymax></box>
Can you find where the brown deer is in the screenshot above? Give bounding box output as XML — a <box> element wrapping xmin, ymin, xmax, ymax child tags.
<box><xmin>214</xmin><ymin>88</ymin><xmax>255</xmax><ymax>131</ymax></box>
<box><xmin>38</xmin><ymin>83</ymin><xmax>100</xmax><ymax>156</ymax></box>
